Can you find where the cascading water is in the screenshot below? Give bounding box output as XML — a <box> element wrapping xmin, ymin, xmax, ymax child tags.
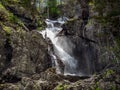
<box><xmin>39</xmin><ymin>17</ymin><xmax>90</xmax><ymax>76</ymax></box>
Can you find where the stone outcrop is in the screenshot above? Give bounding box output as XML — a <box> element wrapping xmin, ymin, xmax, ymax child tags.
<box><xmin>0</xmin><ymin>22</ymin><xmax>52</xmax><ymax>80</ymax></box>
<box><xmin>0</xmin><ymin>28</ymin><xmax>52</xmax><ymax>76</ymax></box>
<box><xmin>63</xmin><ymin>64</ymin><xmax>120</xmax><ymax>90</ymax></box>
<box><xmin>57</xmin><ymin>0</ymin><xmax>97</xmax><ymax>75</ymax></box>
<box><xmin>59</xmin><ymin>0</ymin><xmax>120</xmax><ymax>73</ymax></box>
<box><xmin>0</xmin><ymin>0</ymin><xmax>120</xmax><ymax>90</ymax></box>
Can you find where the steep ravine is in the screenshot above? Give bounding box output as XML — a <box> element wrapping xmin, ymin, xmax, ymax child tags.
<box><xmin>0</xmin><ymin>0</ymin><xmax>120</xmax><ymax>90</ymax></box>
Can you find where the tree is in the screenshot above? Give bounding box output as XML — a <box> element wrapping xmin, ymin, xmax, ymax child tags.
<box><xmin>47</xmin><ymin>0</ymin><xmax>60</xmax><ymax>19</ymax></box>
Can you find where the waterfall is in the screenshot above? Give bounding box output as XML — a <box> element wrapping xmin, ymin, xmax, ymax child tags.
<box><xmin>39</xmin><ymin>17</ymin><xmax>88</xmax><ymax>76</ymax></box>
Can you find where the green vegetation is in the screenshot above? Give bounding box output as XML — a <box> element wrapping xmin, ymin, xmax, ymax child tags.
<box><xmin>21</xmin><ymin>0</ymin><xmax>32</xmax><ymax>8</ymax></box>
<box><xmin>0</xmin><ymin>2</ymin><xmax>5</xmax><ymax>8</ymax></box>
<box><xmin>112</xmin><ymin>85</ymin><xmax>116</xmax><ymax>90</ymax></box>
<box><xmin>0</xmin><ymin>2</ymin><xmax>20</xmax><ymax>23</ymax></box>
<box><xmin>21</xmin><ymin>0</ymin><xmax>37</xmax><ymax>15</ymax></box>
<box><xmin>0</xmin><ymin>3</ymin><xmax>9</xmax><ymax>21</ymax></box>
<box><xmin>94</xmin><ymin>82</ymin><xmax>100</xmax><ymax>90</ymax></box>
<box><xmin>3</xmin><ymin>25</ymin><xmax>12</xmax><ymax>35</ymax></box>
<box><xmin>55</xmin><ymin>83</ymin><xmax>68</xmax><ymax>90</ymax></box>
<box><xmin>105</xmin><ymin>69</ymin><xmax>114</xmax><ymax>76</ymax></box>
<box><xmin>47</xmin><ymin>0</ymin><xmax>61</xmax><ymax>18</ymax></box>
<box><xmin>89</xmin><ymin>0</ymin><xmax>120</xmax><ymax>62</ymax></box>
<box><xmin>8</xmin><ymin>13</ymin><xmax>19</xmax><ymax>23</ymax></box>
<box><xmin>89</xmin><ymin>0</ymin><xmax>120</xmax><ymax>26</ymax></box>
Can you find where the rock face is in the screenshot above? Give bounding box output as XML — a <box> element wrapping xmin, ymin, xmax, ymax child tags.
<box><xmin>11</xmin><ymin>31</ymin><xmax>52</xmax><ymax>75</ymax></box>
<box><xmin>59</xmin><ymin>21</ymin><xmax>98</xmax><ymax>75</ymax></box>
<box><xmin>0</xmin><ymin>0</ymin><xmax>120</xmax><ymax>90</ymax></box>
<box><xmin>64</xmin><ymin>64</ymin><xmax>120</xmax><ymax>90</ymax></box>
<box><xmin>0</xmin><ymin>25</ymin><xmax>52</xmax><ymax>78</ymax></box>
<box><xmin>59</xmin><ymin>0</ymin><xmax>120</xmax><ymax>73</ymax></box>
<box><xmin>0</xmin><ymin>64</ymin><xmax>119</xmax><ymax>90</ymax></box>
<box><xmin>57</xmin><ymin>0</ymin><xmax>97</xmax><ymax>75</ymax></box>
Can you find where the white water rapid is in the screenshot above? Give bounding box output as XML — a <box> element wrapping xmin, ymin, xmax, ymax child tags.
<box><xmin>39</xmin><ymin>17</ymin><xmax>85</xmax><ymax>76</ymax></box>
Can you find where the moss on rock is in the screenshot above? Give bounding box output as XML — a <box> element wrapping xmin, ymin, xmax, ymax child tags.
<box><xmin>55</xmin><ymin>83</ymin><xmax>68</xmax><ymax>90</ymax></box>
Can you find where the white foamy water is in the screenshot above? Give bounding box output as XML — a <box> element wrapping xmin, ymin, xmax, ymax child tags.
<box><xmin>39</xmin><ymin>17</ymin><xmax>83</xmax><ymax>76</ymax></box>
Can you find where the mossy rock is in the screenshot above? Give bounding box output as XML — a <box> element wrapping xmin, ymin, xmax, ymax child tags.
<box><xmin>3</xmin><ymin>25</ymin><xmax>12</xmax><ymax>35</ymax></box>
<box><xmin>0</xmin><ymin>3</ymin><xmax>9</xmax><ymax>21</ymax></box>
<box><xmin>55</xmin><ymin>83</ymin><xmax>68</xmax><ymax>90</ymax></box>
<box><xmin>104</xmin><ymin>69</ymin><xmax>114</xmax><ymax>77</ymax></box>
<box><xmin>0</xmin><ymin>2</ymin><xmax>20</xmax><ymax>23</ymax></box>
<box><xmin>0</xmin><ymin>2</ymin><xmax>6</xmax><ymax>9</ymax></box>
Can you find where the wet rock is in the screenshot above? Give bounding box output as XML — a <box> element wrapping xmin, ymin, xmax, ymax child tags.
<box><xmin>64</xmin><ymin>65</ymin><xmax>120</xmax><ymax>90</ymax></box>
<box><xmin>0</xmin><ymin>0</ymin><xmax>120</xmax><ymax>90</ymax></box>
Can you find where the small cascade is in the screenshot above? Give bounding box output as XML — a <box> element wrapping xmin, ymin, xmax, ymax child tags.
<box><xmin>39</xmin><ymin>17</ymin><xmax>91</xmax><ymax>76</ymax></box>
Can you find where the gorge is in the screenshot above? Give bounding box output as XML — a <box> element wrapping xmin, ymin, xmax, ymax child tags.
<box><xmin>0</xmin><ymin>0</ymin><xmax>120</xmax><ymax>90</ymax></box>
<box><xmin>40</xmin><ymin>17</ymin><xmax>95</xmax><ymax>76</ymax></box>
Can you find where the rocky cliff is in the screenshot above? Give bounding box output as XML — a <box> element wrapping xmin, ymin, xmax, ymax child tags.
<box><xmin>0</xmin><ymin>0</ymin><xmax>120</xmax><ymax>90</ymax></box>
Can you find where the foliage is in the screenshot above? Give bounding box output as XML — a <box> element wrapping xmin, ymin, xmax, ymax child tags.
<box><xmin>47</xmin><ymin>0</ymin><xmax>61</xmax><ymax>18</ymax></box>
<box><xmin>0</xmin><ymin>2</ymin><xmax>22</xmax><ymax>25</ymax></box>
<box><xmin>8</xmin><ymin>13</ymin><xmax>19</xmax><ymax>23</ymax></box>
<box><xmin>89</xmin><ymin>0</ymin><xmax>120</xmax><ymax>26</ymax></box>
<box><xmin>21</xmin><ymin>0</ymin><xmax>32</xmax><ymax>10</ymax></box>
<box><xmin>89</xmin><ymin>0</ymin><xmax>120</xmax><ymax>62</ymax></box>
<box><xmin>112</xmin><ymin>85</ymin><xmax>116</xmax><ymax>90</ymax></box>
<box><xmin>94</xmin><ymin>82</ymin><xmax>100</xmax><ymax>90</ymax></box>
<box><xmin>0</xmin><ymin>3</ymin><xmax>9</xmax><ymax>21</ymax></box>
<box><xmin>0</xmin><ymin>2</ymin><xmax>5</xmax><ymax>8</ymax></box>
<box><xmin>3</xmin><ymin>25</ymin><xmax>12</xmax><ymax>35</ymax></box>
<box><xmin>105</xmin><ymin>69</ymin><xmax>114</xmax><ymax>76</ymax></box>
<box><xmin>55</xmin><ymin>83</ymin><xmax>68</xmax><ymax>90</ymax></box>
<box><xmin>21</xmin><ymin>0</ymin><xmax>38</xmax><ymax>13</ymax></box>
